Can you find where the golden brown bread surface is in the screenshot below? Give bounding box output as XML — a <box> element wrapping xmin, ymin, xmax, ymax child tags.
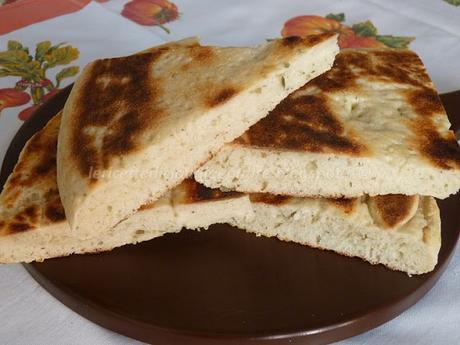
<box><xmin>195</xmin><ymin>48</ymin><xmax>460</xmax><ymax>198</ymax></box>
<box><xmin>0</xmin><ymin>114</ymin><xmax>65</xmax><ymax>236</ymax></box>
<box><xmin>234</xmin><ymin>49</ymin><xmax>460</xmax><ymax>168</ymax></box>
<box><xmin>368</xmin><ymin>194</ymin><xmax>419</xmax><ymax>229</ymax></box>
<box><xmin>235</xmin><ymin>93</ymin><xmax>368</xmax><ymax>155</ymax></box>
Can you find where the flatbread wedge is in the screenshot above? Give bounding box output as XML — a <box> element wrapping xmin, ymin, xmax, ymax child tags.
<box><xmin>195</xmin><ymin>49</ymin><xmax>460</xmax><ymax>199</ymax></box>
<box><xmin>230</xmin><ymin>193</ymin><xmax>441</xmax><ymax>275</ymax></box>
<box><xmin>57</xmin><ymin>34</ymin><xmax>338</xmax><ymax>238</ymax></box>
<box><xmin>0</xmin><ymin>114</ymin><xmax>250</xmax><ymax>263</ymax></box>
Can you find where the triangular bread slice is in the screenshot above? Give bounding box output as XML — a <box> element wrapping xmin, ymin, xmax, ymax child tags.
<box><xmin>57</xmin><ymin>34</ymin><xmax>339</xmax><ymax>238</ymax></box>
<box><xmin>195</xmin><ymin>48</ymin><xmax>460</xmax><ymax>199</ymax></box>
<box><xmin>0</xmin><ymin>114</ymin><xmax>251</xmax><ymax>263</ymax></box>
<box><xmin>230</xmin><ymin>193</ymin><xmax>440</xmax><ymax>275</ymax></box>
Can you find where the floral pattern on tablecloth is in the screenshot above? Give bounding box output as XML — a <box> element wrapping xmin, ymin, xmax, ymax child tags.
<box><xmin>0</xmin><ymin>40</ymin><xmax>80</xmax><ymax>120</ymax></box>
<box><xmin>122</xmin><ymin>0</ymin><xmax>180</xmax><ymax>33</ymax></box>
<box><xmin>282</xmin><ymin>13</ymin><xmax>415</xmax><ymax>49</ymax></box>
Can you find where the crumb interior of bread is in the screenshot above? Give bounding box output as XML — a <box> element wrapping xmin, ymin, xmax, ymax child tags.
<box><xmin>195</xmin><ymin>145</ymin><xmax>460</xmax><ymax>199</ymax></box>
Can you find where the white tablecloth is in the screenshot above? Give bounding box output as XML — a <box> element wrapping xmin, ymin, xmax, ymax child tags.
<box><xmin>0</xmin><ymin>0</ymin><xmax>459</xmax><ymax>343</ymax></box>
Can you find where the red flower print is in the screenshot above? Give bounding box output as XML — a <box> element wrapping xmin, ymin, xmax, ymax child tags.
<box><xmin>0</xmin><ymin>88</ymin><xmax>30</xmax><ymax>112</ymax></box>
<box><xmin>282</xmin><ymin>15</ymin><xmax>344</xmax><ymax>37</ymax></box>
<box><xmin>338</xmin><ymin>30</ymin><xmax>386</xmax><ymax>49</ymax></box>
<box><xmin>282</xmin><ymin>13</ymin><xmax>414</xmax><ymax>49</ymax></box>
<box><xmin>17</xmin><ymin>89</ymin><xmax>61</xmax><ymax>121</ymax></box>
<box><xmin>122</xmin><ymin>0</ymin><xmax>179</xmax><ymax>33</ymax></box>
<box><xmin>18</xmin><ymin>104</ymin><xmax>40</xmax><ymax>121</ymax></box>
<box><xmin>1</xmin><ymin>39</ymin><xmax>80</xmax><ymax>121</ymax></box>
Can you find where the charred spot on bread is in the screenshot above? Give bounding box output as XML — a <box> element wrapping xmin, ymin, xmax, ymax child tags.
<box><xmin>70</xmin><ymin>52</ymin><xmax>165</xmax><ymax>179</ymax></box>
<box><xmin>326</xmin><ymin>197</ymin><xmax>358</xmax><ymax>214</ymax></box>
<box><xmin>249</xmin><ymin>193</ymin><xmax>292</xmax><ymax>205</ymax></box>
<box><xmin>44</xmin><ymin>200</ymin><xmax>66</xmax><ymax>223</ymax></box>
<box><xmin>178</xmin><ymin>178</ymin><xmax>241</xmax><ymax>204</ymax></box>
<box><xmin>235</xmin><ymin>93</ymin><xmax>368</xmax><ymax>155</ymax></box>
<box><xmin>281</xmin><ymin>36</ymin><xmax>303</xmax><ymax>46</ymax></box>
<box><xmin>405</xmin><ymin>88</ymin><xmax>460</xmax><ymax>170</ymax></box>
<box><xmin>280</xmin><ymin>33</ymin><xmax>334</xmax><ymax>48</ymax></box>
<box><xmin>190</xmin><ymin>46</ymin><xmax>215</xmax><ymax>62</ymax></box>
<box><xmin>206</xmin><ymin>87</ymin><xmax>238</xmax><ymax>108</ymax></box>
<box><xmin>368</xmin><ymin>194</ymin><xmax>419</xmax><ymax>229</ymax></box>
<box><xmin>406</xmin><ymin>88</ymin><xmax>445</xmax><ymax>117</ymax></box>
<box><xmin>8</xmin><ymin>222</ymin><xmax>32</xmax><ymax>233</ymax></box>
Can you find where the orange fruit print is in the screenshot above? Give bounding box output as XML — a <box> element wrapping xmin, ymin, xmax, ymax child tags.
<box><xmin>0</xmin><ymin>40</ymin><xmax>80</xmax><ymax>121</ymax></box>
<box><xmin>282</xmin><ymin>13</ymin><xmax>414</xmax><ymax>49</ymax></box>
<box><xmin>122</xmin><ymin>0</ymin><xmax>179</xmax><ymax>33</ymax></box>
<box><xmin>0</xmin><ymin>88</ymin><xmax>30</xmax><ymax>113</ymax></box>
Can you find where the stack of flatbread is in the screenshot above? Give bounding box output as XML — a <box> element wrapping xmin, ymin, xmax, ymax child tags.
<box><xmin>1</xmin><ymin>35</ymin><xmax>459</xmax><ymax>275</ymax></box>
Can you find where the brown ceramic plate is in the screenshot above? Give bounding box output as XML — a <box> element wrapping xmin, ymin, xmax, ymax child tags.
<box><xmin>1</xmin><ymin>86</ymin><xmax>459</xmax><ymax>345</ymax></box>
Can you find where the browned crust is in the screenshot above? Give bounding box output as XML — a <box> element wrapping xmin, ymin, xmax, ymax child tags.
<box><xmin>369</xmin><ymin>194</ymin><xmax>418</xmax><ymax>229</ymax></box>
<box><xmin>175</xmin><ymin>178</ymin><xmax>242</xmax><ymax>204</ymax></box>
<box><xmin>309</xmin><ymin>49</ymin><xmax>431</xmax><ymax>92</ymax></box>
<box><xmin>280</xmin><ymin>33</ymin><xmax>336</xmax><ymax>48</ymax></box>
<box><xmin>137</xmin><ymin>202</ymin><xmax>156</xmax><ymax>211</ymax></box>
<box><xmin>8</xmin><ymin>222</ymin><xmax>33</xmax><ymax>233</ymax></box>
<box><xmin>405</xmin><ymin>88</ymin><xmax>460</xmax><ymax>170</ymax></box>
<box><xmin>250</xmin><ymin>193</ymin><xmax>358</xmax><ymax>215</ymax></box>
<box><xmin>179</xmin><ymin>45</ymin><xmax>216</xmax><ymax>72</ymax></box>
<box><xmin>326</xmin><ymin>49</ymin><xmax>459</xmax><ymax>169</ymax></box>
<box><xmin>233</xmin><ymin>48</ymin><xmax>460</xmax><ymax>169</ymax></box>
<box><xmin>2</xmin><ymin>114</ymin><xmax>60</xmax><ymax>204</ymax></box>
<box><xmin>205</xmin><ymin>87</ymin><xmax>238</xmax><ymax>108</ymax></box>
<box><xmin>0</xmin><ymin>114</ymin><xmax>64</xmax><ymax>235</ymax></box>
<box><xmin>249</xmin><ymin>193</ymin><xmax>292</xmax><ymax>205</ymax></box>
<box><xmin>189</xmin><ymin>46</ymin><xmax>215</xmax><ymax>63</ymax></box>
<box><xmin>70</xmin><ymin>51</ymin><xmax>166</xmax><ymax>181</ymax></box>
<box><xmin>235</xmin><ymin>92</ymin><xmax>368</xmax><ymax>155</ymax></box>
<box><xmin>44</xmin><ymin>196</ymin><xmax>66</xmax><ymax>223</ymax></box>
<box><xmin>325</xmin><ymin>197</ymin><xmax>358</xmax><ymax>214</ymax></box>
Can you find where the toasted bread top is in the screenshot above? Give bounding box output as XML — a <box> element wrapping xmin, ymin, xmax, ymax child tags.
<box><xmin>0</xmin><ymin>113</ymin><xmax>65</xmax><ymax>236</ymax></box>
<box><xmin>61</xmin><ymin>33</ymin><xmax>336</xmax><ymax>183</ymax></box>
<box><xmin>235</xmin><ymin>91</ymin><xmax>368</xmax><ymax>155</ymax></box>
<box><xmin>233</xmin><ymin>49</ymin><xmax>460</xmax><ymax>170</ymax></box>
